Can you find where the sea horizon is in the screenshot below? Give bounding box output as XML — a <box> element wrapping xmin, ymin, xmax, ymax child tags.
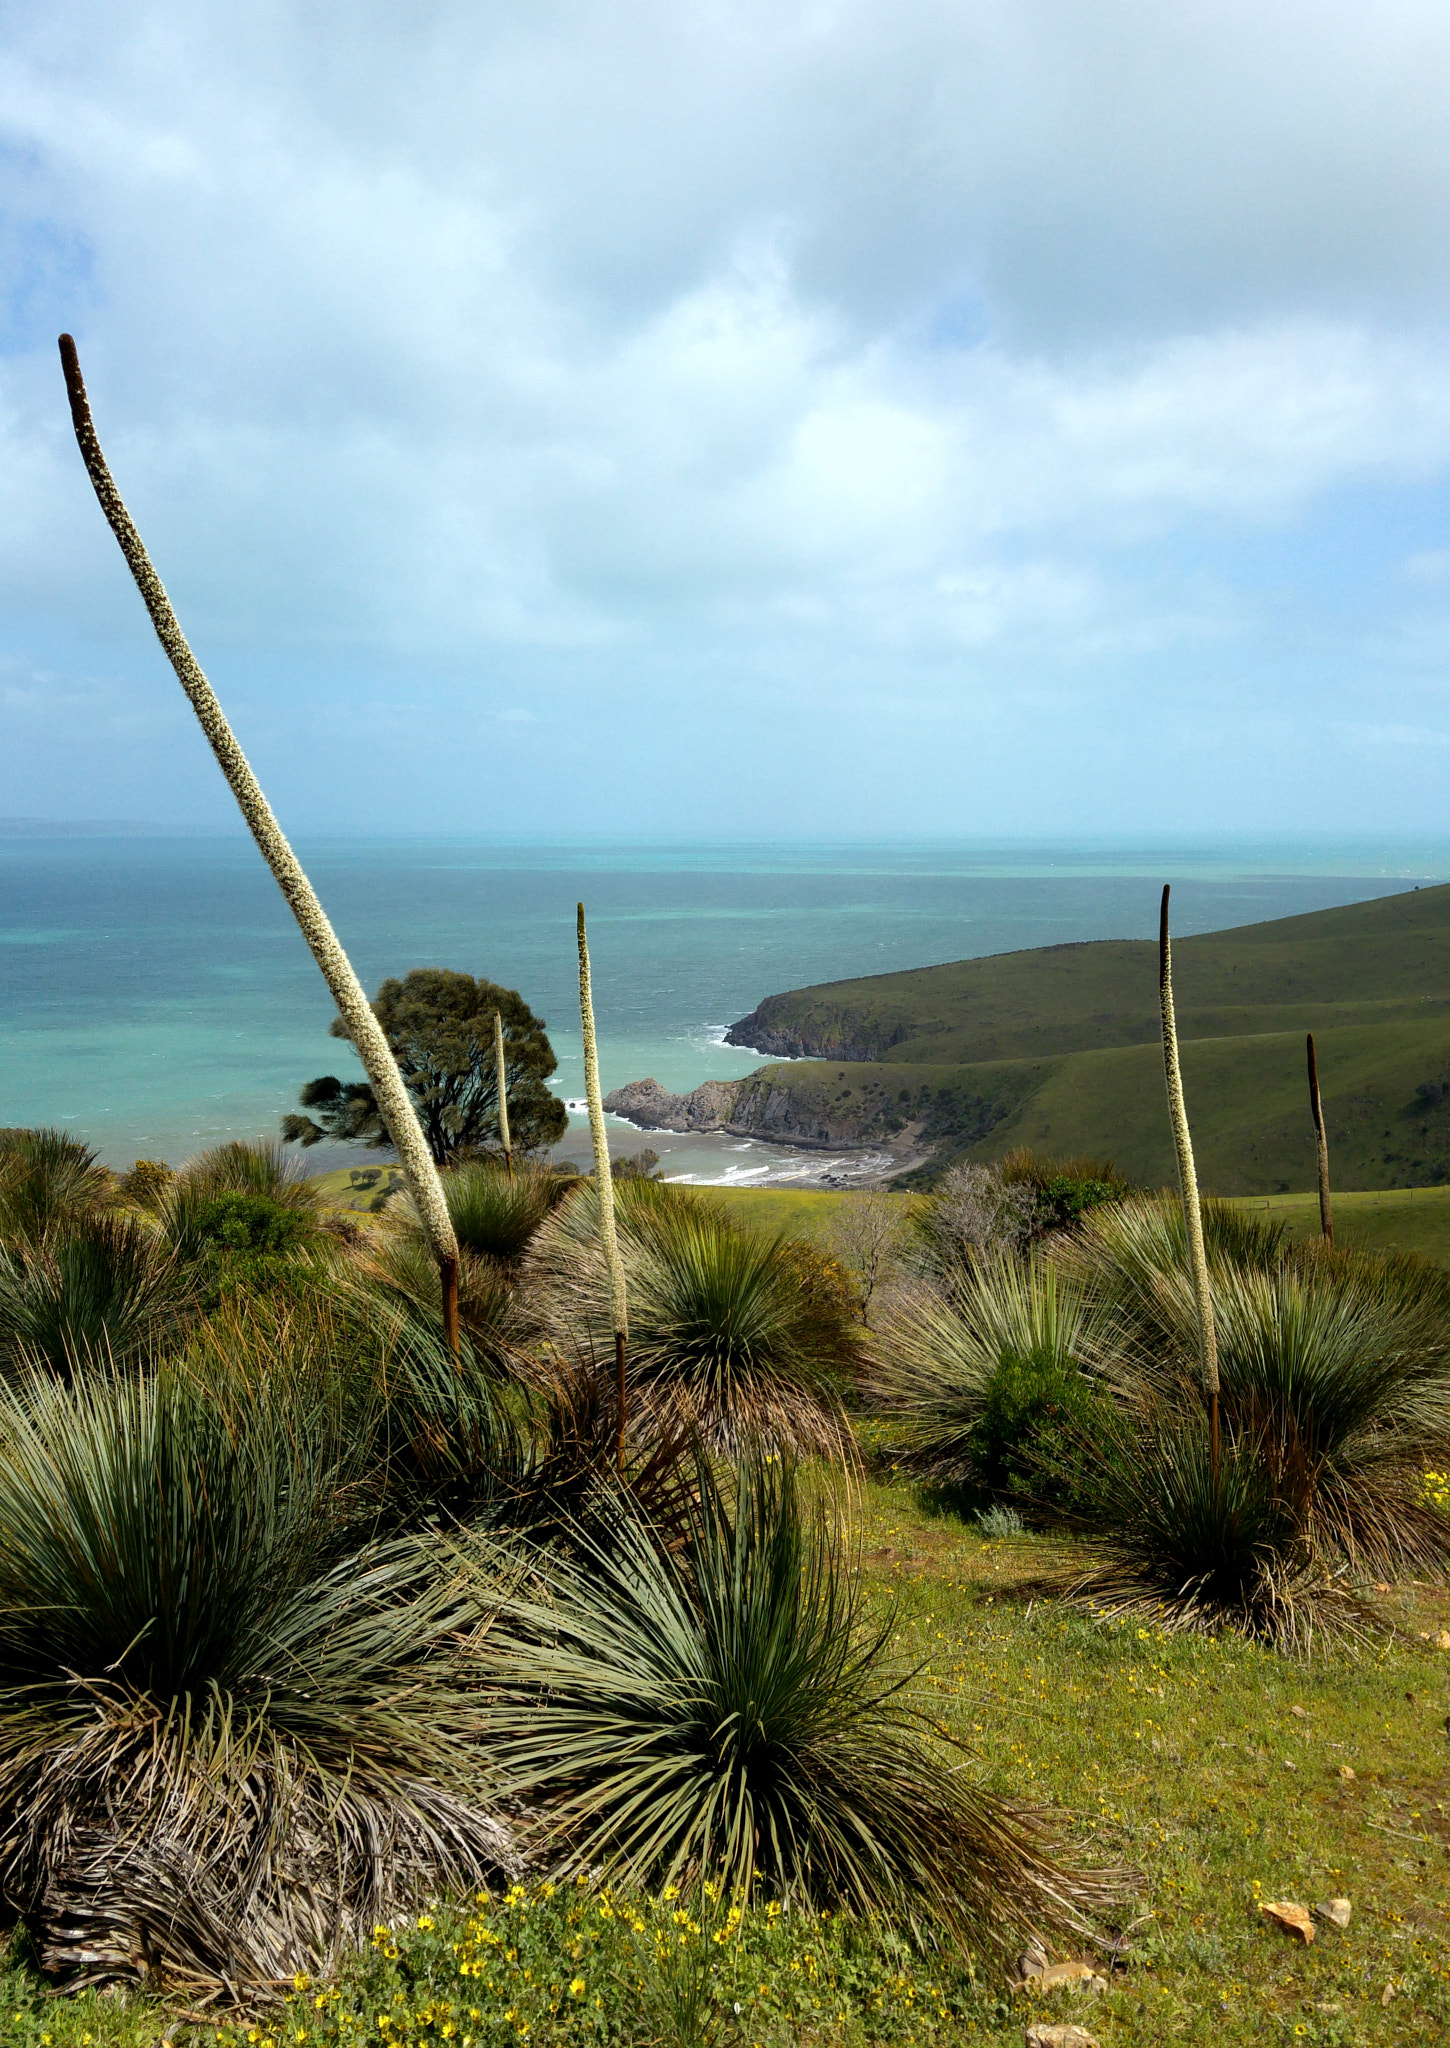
<box><xmin>6</xmin><ymin>833</ymin><xmax>1450</xmax><ymax>1180</ymax></box>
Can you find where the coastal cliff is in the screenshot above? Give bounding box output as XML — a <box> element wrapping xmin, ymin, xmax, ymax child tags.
<box><xmin>723</xmin><ymin>997</ymin><xmax>909</xmax><ymax>1062</ymax></box>
<box><xmin>602</xmin><ymin>1070</ymin><xmax>896</xmax><ymax>1148</ymax></box>
<box><xmin>603</xmin><ymin>1065</ymin><xmax>1019</xmax><ymax>1158</ymax></box>
<box><xmin>601</xmin><ymin>1078</ymin><xmax>742</xmax><ymax>1133</ymax></box>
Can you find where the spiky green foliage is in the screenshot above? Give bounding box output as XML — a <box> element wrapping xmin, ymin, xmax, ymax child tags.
<box><xmin>0</xmin><ymin>1129</ymin><xmax>113</xmax><ymax>1250</ymax></box>
<box><xmin>866</xmin><ymin>1257</ymin><xmax>1106</xmax><ymax>1506</ymax></box>
<box><xmin>155</xmin><ymin>1141</ymin><xmax>335</xmax><ymax>1305</ymax></box>
<box><xmin>527</xmin><ymin>1184</ymin><xmax>858</xmax><ymax>1456</ymax></box>
<box><xmin>1060</xmin><ymin>1202</ymin><xmax>1450</xmax><ymax>1642</ymax></box>
<box><xmin>461</xmin><ymin>1455</ymin><xmax>1119</xmax><ymax>1952</ymax></box>
<box><xmin>0</xmin><ymin>1212</ymin><xmax>193</xmax><ymax>1376</ymax></box>
<box><xmin>362</xmin><ymin>1231</ymin><xmax>528</xmax><ymax>1368</ymax></box>
<box><xmin>0</xmin><ymin>1363</ymin><xmax>515</xmax><ymax>1989</ymax></box>
<box><xmin>441</xmin><ymin>1160</ymin><xmax>564</xmax><ymax>1265</ymax></box>
<box><xmin>1053</xmin><ymin>1195</ymin><xmax>1288</xmax><ymax>1370</ymax></box>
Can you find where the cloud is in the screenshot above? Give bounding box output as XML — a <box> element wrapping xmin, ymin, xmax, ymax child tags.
<box><xmin>1</xmin><ymin>1</ymin><xmax>1450</xmax><ymax>835</ymax></box>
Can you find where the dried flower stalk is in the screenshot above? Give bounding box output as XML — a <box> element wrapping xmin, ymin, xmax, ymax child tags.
<box><xmin>57</xmin><ymin>333</ymin><xmax>461</xmax><ymax>1346</ymax></box>
<box><xmin>1306</xmin><ymin>1032</ymin><xmax>1333</xmax><ymax>1245</ymax></box>
<box><xmin>1158</xmin><ymin>883</ymin><xmax>1219</xmax><ymax>1474</ymax></box>
<box><xmin>577</xmin><ymin>901</ymin><xmax>627</xmax><ymax>1467</ymax></box>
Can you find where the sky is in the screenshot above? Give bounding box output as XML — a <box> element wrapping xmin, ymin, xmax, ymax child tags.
<box><xmin>3</xmin><ymin>1</ymin><xmax>1450</xmax><ymax>840</ymax></box>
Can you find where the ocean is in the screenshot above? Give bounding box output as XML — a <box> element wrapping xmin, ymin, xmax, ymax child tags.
<box><xmin>4</xmin><ymin>836</ymin><xmax>1447</xmax><ymax>1182</ymax></box>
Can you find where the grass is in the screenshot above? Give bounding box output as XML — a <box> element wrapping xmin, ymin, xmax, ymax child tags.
<box><xmin>1232</xmin><ymin>1185</ymin><xmax>1450</xmax><ymax>1266</ymax></box>
<box><xmin>706</xmin><ymin>1176</ymin><xmax>1450</xmax><ymax>1272</ymax></box>
<box><xmin>10</xmin><ymin>1457</ymin><xmax>1450</xmax><ymax>2043</ymax></box>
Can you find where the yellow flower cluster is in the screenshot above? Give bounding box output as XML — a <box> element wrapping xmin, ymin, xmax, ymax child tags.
<box><xmin>1420</xmin><ymin>1468</ymin><xmax>1450</xmax><ymax>1513</ymax></box>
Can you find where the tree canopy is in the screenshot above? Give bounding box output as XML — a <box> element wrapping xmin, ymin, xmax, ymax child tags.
<box><xmin>282</xmin><ymin>968</ymin><xmax>568</xmax><ymax>1165</ymax></box>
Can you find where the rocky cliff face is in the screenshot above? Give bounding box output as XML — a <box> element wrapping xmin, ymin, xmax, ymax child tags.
<box><xmin>605</xmin><ymin>1068</ymin><xmax>909</xmax><ymax>1151</ymax></box>
<box><xmin>602</xmin><ymin>1077</ymin><xmax>743</xmax><ymax>1132</ymax></box>
<box><xmin>724</xmin><ymin>996</ymin><xmax>908</xmax><ymax>1062</ymax></box>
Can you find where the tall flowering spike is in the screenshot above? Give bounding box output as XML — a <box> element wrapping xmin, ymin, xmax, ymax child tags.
<box><xmin>57</xmin><ymin>334</ymin><xmax>461</xmax><ymax>1346</ymax></box>
<box><xmin>1306</xmin><ymin>1032</ymin><xmax>1334</xmax><ymax>1246</ymax></box>
<box><xmin>577</xmin><ymin>901</ymin><xmax>628</xmax><ymax>1465</ymax></box>
<box><xmin>495</xmin><ymin>1011</ymin><xmax>513</xmax><ymax>1179</ymax></box>
<box><xmin>1159</xmin><ymin>884</ymin><xmax>1220</xmax><ymax>1466</ymax></box>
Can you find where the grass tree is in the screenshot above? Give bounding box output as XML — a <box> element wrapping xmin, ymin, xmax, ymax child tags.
<box><xmin>57</xmin><ymin>336</ymin><xmax>462</xmax><ymax>1349</ymax></box>
<box><xmin>0</xmin><ymin>1362</ymin><xmax>516</xmax><ymax>1986</ymax></box>
<box><xmin>1159</xmin><ymin>883</ymin><xmax>1219</xmax><ymax>1473</ymax></box>
<box><xmin>527</xmin><ymin>1185</ymin><xmax>858</xmax><ymax>1458</ymax></box>
<box><xmin>577</xmin><ymin>902</ymin><xmax>628</xmax><ymax>1467</ymax></box>
<box><xmin>495</xmin><ymin>1008</ymin><xmax>513</xmax><ymax>1178</ymax></box>
<box><xmin>460</xmin><ymin>1454</ymin><xmax>1122</xmax><ymax>1950</ymax></box>
<box><xmin>1307</xmin><ymin>1031</ymin><xmax>1334</xmax><ymax>1244</ymax></box>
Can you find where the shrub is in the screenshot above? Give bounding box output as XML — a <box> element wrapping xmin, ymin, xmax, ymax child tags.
<box><xmin>1065</xmin><ymin>1208</ymin><xmax>1450</xmax><ymax>1641</ymax></box>
<box><xmin>0</xmin><ymin>1128</ymin><xmax>113</xmax><ymax>1250</ymax></box>
<box><xmin>460</xmin><ymin>1455</ymin><xmax>1119</xmax><ymax>1952</ymax></box>
<box><xmin>441</xmin><ymin>1159</ymin><xmax>566</xmax><ymax>1264</ymax></box>
<box><xmin>914</xmin><ymin>1163</ymin><xmax>1036</xmax><ymax>1275</ymax></box>
<box><xmin>0</xmin><ymin>1212</ymin><xmax>192</xmax><ymax>1375</ymax></box>
<box><xmin>975</xmin><ymin>1504</ymin><xmax>1025</xmax><ymax>1537</ymax></box>
<box><xmin>116</xmin><ymin>1157</ymin><xmax>174</xmax><ymax>1211</ymax></box>
<box><xmin>998</xmin><ymin>1148</ymin><xmax>1132</xmax><ymax>1234</ymax></box>
<box><xmin>866</xmin><ymin>1256</ymin><xmax>1107</xmax><ymax>1510</ymax></box>
<box><xmin>0</xmin><ymin>1363</ymin><xmax>515</xmax><ymax>1988</ymax></box>
<box><xmin>527</xmin><ymin>1185</ymin><xmax>859</xmax><ymax>1456</ymax></box>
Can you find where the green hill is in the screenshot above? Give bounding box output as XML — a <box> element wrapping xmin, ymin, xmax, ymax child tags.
<box><xmin>725</xmin><ymin>883</ymin><xmax>1450</xmax><ymax>1193</ymax></box>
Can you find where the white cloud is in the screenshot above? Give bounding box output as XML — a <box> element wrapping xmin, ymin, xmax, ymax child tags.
<box><xmin>2</xmin><ymin>2</ymin><xmax>1450</xmax><ymax>834</ymax></box>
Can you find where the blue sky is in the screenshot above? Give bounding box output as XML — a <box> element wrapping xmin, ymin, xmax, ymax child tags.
<box><xmin>3</xmin><ymin>0</ymin><xmax>1450</xmax><ymax>839</ymax></box>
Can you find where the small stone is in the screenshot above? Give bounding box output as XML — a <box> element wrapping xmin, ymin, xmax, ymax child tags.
<box><xmin>1025</xmin><ymin>2027</ymin><xmax>1100</xmax><ymax>2048</ymax></box>
<box><xmin>1339</xmin><ymin>1764</ymin><xmax>1356</xmax><ymax>1780</ymax></box>
<box><xmin>1437</xmin><ymin>1631</ymin><xmax>1450</xmax><ymax>1651</ymax></box>
<box><xmin>1314</xmin><ymin>1898</ymin><xmax>1352</xmax><ymax>1930</ymax></box>
<box><xmin>1025</xmin><ymin>1961</ymin><xmax>1108</xmax><ymax>1994</ymax></box>
<box><xmin>1261</xmin><ymin>1900</ymin><xmax>1315</xmax><ymax>1944</ymax></box>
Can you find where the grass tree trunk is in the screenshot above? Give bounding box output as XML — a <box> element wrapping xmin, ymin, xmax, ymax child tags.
<box><xmin>58</xmin><ymin>334</ymin><xmax>462</xmax><ymax>1351</ymax></box>
<box><xmin>495</xmin><ymin>1010</ymin><xmax>513</xmax><ymax>1181</ymax></box>
<box><xmin>1306</xmin><ymin>1032</ymin><xmax>1333</xmax><ymax>1246</ymax></box>
<box><xmin>1158</xmin><ymin>884</ymin><xmax>1220</xmax><ymax>1476</ymax></box>
<box><xmin>577</xmin><ymin>903</ymin><xmax>628</xmax><ymax>1470</ymax></box>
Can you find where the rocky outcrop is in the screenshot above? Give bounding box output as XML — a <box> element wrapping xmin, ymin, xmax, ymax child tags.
<box><xmin>602</xmin><ymin>1078</ymin><xmax>743</xmax><ymax>1133</ymax></box>
<box><xmin>724</xmin><ymin>997</ymin><xmax>908</xmax><ymax>1062</ymax></box>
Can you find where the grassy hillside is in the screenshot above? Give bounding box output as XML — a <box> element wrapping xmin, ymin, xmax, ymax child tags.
<box><xmin>735</xmin><ymin>881</ymin><xmax>1450</xmax><ymax>1065</ymax></box>
<box><xmin>728</xmin><ymin>883</ymin><xmax>1450</xmax><ymax>1193</ymax></box>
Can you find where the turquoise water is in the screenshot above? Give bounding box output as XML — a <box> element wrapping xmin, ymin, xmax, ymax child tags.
<box><xmin>3</xmin><ymin>837</ymin><xmax>1446</xmax><ymax>1177</ymax></box>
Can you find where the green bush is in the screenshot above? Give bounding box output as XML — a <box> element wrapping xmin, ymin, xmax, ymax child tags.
<box><xmin>966</xmin><ymin>1344</ymin><xmax>1106</xmax><ymax>1512</ymax></box>
<box><xmin>866</xmin><ymin>1255</ymin><xmax>1107</xmax><ymax>1511</ymax></box>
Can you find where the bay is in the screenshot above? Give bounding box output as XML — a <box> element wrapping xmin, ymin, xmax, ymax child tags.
<box><xmin>2</xmin><ymin>835</ymin><xmax>1446</xmax><ymax>1179</ymax></box>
